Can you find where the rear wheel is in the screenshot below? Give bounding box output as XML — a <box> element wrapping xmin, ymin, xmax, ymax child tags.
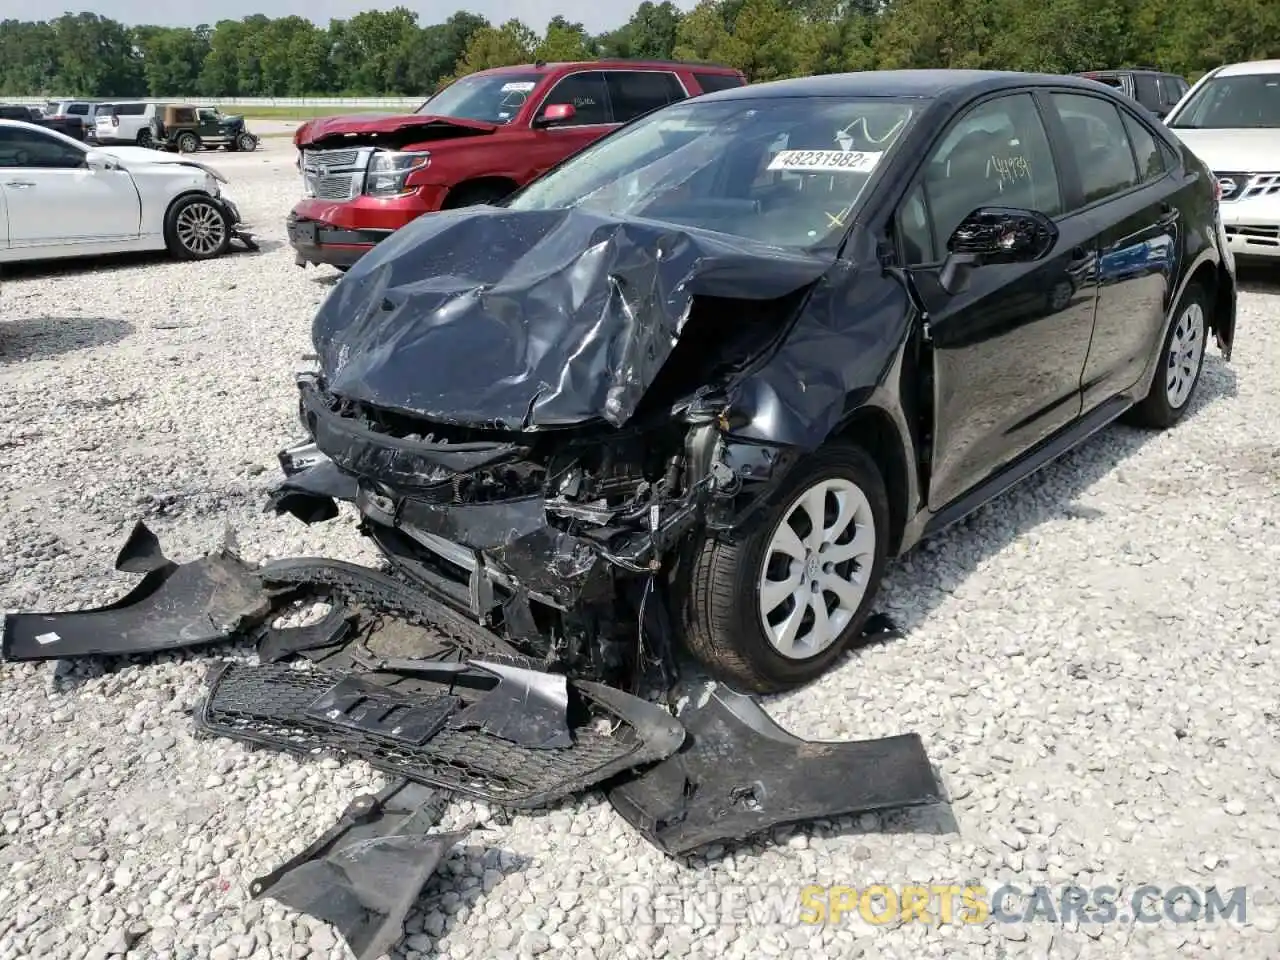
<box><xmin>678</xmin><ymin>442</ymin><xmax>890</xmax><ymax>693</ymax></box>
<box><xmin>165</xmin><ymin>194</ymin><xmax>230</xmax><ymax>261</ymax></box>
<box><xmin>136</xmin><ymin>129</ymin><xmax>152</xmax><ymax>148</ymax></box>
<box><xmin>1126</xmin><ymin>283</ymin><xmax>1208</xmax><ymax>429</ymax></box>
<box><xmin>176</xmin><ymin>132</ymin><xmax>200</xmax><ymax>154</ymax></box>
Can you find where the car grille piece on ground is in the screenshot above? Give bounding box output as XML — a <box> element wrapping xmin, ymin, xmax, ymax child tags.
<box><xmin>195</xmin><ymin>662</ymin><xmax>686</xmax><ymax>808</ymax></box>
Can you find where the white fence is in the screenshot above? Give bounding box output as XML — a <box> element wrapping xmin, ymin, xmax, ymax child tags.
<box><xmin>4</xmin><ymin>96</ymin><xmax>424</xmax><ymax>108</ymax></box>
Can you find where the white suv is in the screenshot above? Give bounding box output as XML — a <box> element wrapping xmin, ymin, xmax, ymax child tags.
<box><xmin>1165</xmin><ymin>59</ymin><xmax>1280</xmax><ymax>261</ymax></box>
<box><xmin>95</xmin><ymin>102</ymin><xmax>159</xmax><ymax>146</ymax></box>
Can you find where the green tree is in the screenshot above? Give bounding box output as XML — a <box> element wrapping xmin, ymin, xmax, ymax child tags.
<box><xmin>535</xmin><ymin>16</ymin><xmax>596</xmax><ymax>61</ymax></box>
<box><xmin>447</xmin><ymin>18</ymin><xmax>537</xmax><ymax>81</ymax></box>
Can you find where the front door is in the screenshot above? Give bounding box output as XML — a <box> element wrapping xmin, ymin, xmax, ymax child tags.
<box><xmin>0</xmin><ymin>126</ymin><xmax>139</xmax><ymax>246</ymax></box>
<box><xmin>1044</xmin><ymin>92</ymin><xmax>1181</xmax><ymax>412</ymax></box>
<box><xmin>525</xmin><ymin>71</ymin><xmax>617</xmax><ymax>180</ymax></box>
<box><xmin>897</xmin><ymin>92</ymin><xmax>1101</xmax><ymax>510</ymax></box>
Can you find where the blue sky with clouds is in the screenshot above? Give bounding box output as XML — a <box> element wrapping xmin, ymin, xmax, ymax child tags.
<box><xmin>0</xmin><ymin>1</ymin><xmax>694</xmax><ymax>33</ymax></box>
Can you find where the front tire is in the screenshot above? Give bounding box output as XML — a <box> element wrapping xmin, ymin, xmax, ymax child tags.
<box><xmin>679</xmin><ymin>442</ymin><xmax>890</xmax><ymax>693</ymax></box>
<box><xmin>1127</xmin><ymin>283</ymin><xmax>1208</xmax><ymax>429</ymax></box>
<box><xmin>237</xmin><ymin>133</ymin><xmax>257</xmax><ymax>152</ymax></box>
<box><xmin>441</xmin><ymin>182</ymin><xmax>513</xmax><ymax>209</ymax></box>
<box><xmin>164</xmin><ymin>195</ymin><xmax>231</xmax><ymax>261</ymax></box>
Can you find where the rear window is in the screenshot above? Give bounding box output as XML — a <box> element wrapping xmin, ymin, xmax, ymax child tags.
<box><xmin>693</xmin><ymin>72</ymin><xmax>746</xmax><ymax>93</ymax></box>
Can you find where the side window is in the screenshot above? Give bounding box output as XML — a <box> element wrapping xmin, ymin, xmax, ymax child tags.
<box><xmin>543</xmin><ymin>72</ymin><xmax>611</xmax><ymax>126</ymax></box>
<box><xmin>1160</xmin><ymin>76</ymin><xmax>1187</xmax><ymax>106</ymax></box>
<box><xmin>0</xmin><ymin>126</ymin><xmax>85</xmax><ymax>169</ymax></box>
<box><xmin>1133</xmin><ymin>75</ymin><xmax>1160</xmax><ymax>107</ymax></box>
<box><xmin>118</xmin><ymin>103</ymin><xmax>145</xmax><ymax>116</ymax></box>
<box><xmin>68</xmin><ymin>103</ymin><xmax>89</xmax><ymax>115</ymax></box>
<box><xmin>1120</xmin><ymin>110</ymin><xmax>1165</xmax><ymax>183</ymax></box>
<box><xmin>606</xmin><ymin>72</ymin><xmax>685</xmax><ymax>123</ymax></box>
<box><xmin>693</xmin><ymin>72</ymin><xmax>745</xmax><ymax>93</ymax></box>
<box><xmin>910</xmin><ymin>92</ymin><xmax>1062</xmax><ymax>264</ymax></box>
<box><xmin>1050</xmin><ymin>93</ymin><xmax>1139</xmax><ymax>206</ymax></box>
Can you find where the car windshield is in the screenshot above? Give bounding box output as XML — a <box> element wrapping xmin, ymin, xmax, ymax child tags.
<box><xmin>1168</xmin><ymin>73</ymin><xmax>1280</xmax><ymax>128</ymax></box>
<box><xmin>415</xmin><ymin>72</ymin><xmax>542</xmax><ymax>125</ymax></box>
<box><xmin>508</xmin><ymin>96</ymin><xmax>917</xmax><ymax>250</ymax></box>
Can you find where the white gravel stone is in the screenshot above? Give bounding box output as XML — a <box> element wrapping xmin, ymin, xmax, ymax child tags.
<box><xmin>1</xmin><ymin>143</ymin><xmax>1278</xmax><ymax>960</ymax></box>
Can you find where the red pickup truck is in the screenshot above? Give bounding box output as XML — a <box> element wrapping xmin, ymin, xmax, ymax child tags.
<box><xmin>287</xmin><ymin>59</ymin><xmax>747</xmax><ymax>269</ymax></box>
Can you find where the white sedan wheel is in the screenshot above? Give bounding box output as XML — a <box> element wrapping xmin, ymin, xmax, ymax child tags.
<box><xmin>175</xmin><ymin>200</ymin><xmax>227</xmax><ymax>258</ymax></box>
<box><xmin>758</xmin><ymin>476</ymin><xmax>877</xmax><ymax>659</ymax></box>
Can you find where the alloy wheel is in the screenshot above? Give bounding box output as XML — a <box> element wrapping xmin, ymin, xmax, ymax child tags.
<box><xmin>1166</xmin><ymin>301</ymin><xmax>1205</xmax><ymax>409</ymax></box>
<box><xmin>175</xmin><ymin>201</ymin><xmax>226</xmax><ymax>257</ymax></box>
<box><xmin>758</xmin><ymin>477</ymin><xmax>877</xmax><ymax>659</ymax></box>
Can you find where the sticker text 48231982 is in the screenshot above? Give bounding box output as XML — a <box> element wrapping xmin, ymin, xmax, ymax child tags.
<box><xmin>767</xmin><ymin>150</ymin><xmax>882</xmax><ymax>174</ymax></box>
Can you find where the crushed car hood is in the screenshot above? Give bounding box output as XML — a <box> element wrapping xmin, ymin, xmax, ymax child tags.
<box><xmin>312</xmin><ymin>206</ymin><xmax>835</xmax><ymax>430</ymax></box>
<box><xmin>294</xmin><ymin>113</ymin><xmax>498</xmax><ymax>148</ymax></box>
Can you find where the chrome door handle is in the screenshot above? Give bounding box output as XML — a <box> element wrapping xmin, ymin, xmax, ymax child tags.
<box><xmin>5</xmin><ymin>181</ymin><xmax>35</xmax><ymax>188</ymax></box>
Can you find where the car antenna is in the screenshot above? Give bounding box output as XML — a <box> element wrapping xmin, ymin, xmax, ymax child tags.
<box><xmin>535</xmin><ymin>59</ymin><xmax>546</xmax><ymax>68</ymax></box>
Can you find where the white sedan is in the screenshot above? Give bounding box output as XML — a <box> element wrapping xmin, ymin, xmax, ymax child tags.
<box><xmin>0</xmin><ymin>118</ymin><xmax>253</xmax><ymax>265</ymax></box>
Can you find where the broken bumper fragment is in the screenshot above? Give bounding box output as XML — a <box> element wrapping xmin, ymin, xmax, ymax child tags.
<box><xmin>250</xmin><ymin>777</ymin><xmax>465</xmax><ymax>960</ymax></box>
<box><xmin>1</xmin><ymin>521</ymin><xmax>274</xmax><ymax>662</ymax></box>
<box><xmin>195</xmin><ymin>661</ymin><xmax>685</xmax><ymax>808</ymax></box>
<box><xmin>608</xmin><ymin>683</ymin><xmax>942</xmax><ymax>857</ymax></box>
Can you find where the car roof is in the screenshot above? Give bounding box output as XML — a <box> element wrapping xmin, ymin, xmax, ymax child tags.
<box><xmin>1213</xmin><ymin>59</ymin><xmax>1280</xmax><ymax>77</ymax></box>
<box><xmin>694</xmin><ymin>69</ymin><xmax>1122</xmax><ymax>101</ymax></box>
<box><xmin>472</xmin><ymin>59</ymin><xmax>740</xmax><ymax>77</ymax></box>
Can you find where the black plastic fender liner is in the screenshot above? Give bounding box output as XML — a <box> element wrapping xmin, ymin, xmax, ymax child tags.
<box><xmin>195</xmin><ymin>662</ymin><xmax>686</xmax><ymax>808</ymax></box>
<box><xmin>607</xmin><ymin>683</ymin><xmax>942</xmax><ymax>857</ymax></box>
<box><xmin>250</xmin><ymin>777</ymin><xmax>466</xmax><ymax>960</ymax></box>
<box><xmin>1</xmin><ymin>521</ymin><xmax>277</xmax><ymax>662</ymax></box>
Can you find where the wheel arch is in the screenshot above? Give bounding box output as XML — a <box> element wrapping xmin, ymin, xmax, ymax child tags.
<box><xmin>442</xmin><ymin>176</ymin><xmax>520</xmax><ymax>208</ymax></box>
<box><xmin>832</xmin><ymin>404</ymin><xmax>912</xmax><ymax>557</ymax></box>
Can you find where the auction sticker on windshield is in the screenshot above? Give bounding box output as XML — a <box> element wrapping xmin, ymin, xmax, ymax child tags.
<box><xmin>502</xmin><ymin>81</ymin><xmax>536</xmax><ymax>93</ymax></box>
<box><xmin>768</xmin><ymin>150</ymin><xmax>882</xmax><ymax>174</ymax></box>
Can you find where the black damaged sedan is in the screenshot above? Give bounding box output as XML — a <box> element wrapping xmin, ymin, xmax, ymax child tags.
<box><xmin>274</xmin><ymin>69</ymin><xmax>1237</xmax><ymax>693</ymax></box>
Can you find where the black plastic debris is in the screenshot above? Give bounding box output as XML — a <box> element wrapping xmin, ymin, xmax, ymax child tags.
<box><xmin>267</xmin><ymin>444</ymin><xmax>358</xmax><ymax>525</ymax></box>
<box><xmin>607</xmin><ymin>682</ymin><xmax>942</xmax><ymax>857</ymax></box>
<box><xmin>1</xmin><ymin>521</ymin><xmax>275</xmax><ymax>662</ymax></box>
<box><xmin>448</xmin><ymin>660</ymin><xmax>572</xmax><ymax>750</ymax></box>
<box><xmin>257</xmin><ymin>603</ymin><xmax>358</xmax><ymax>664</ymax></box>
<box><xmin>196</xmin><ymin>662</ymin><xmax>685</xmax><ymax>808</ymax></box>
<box><xmin>256</xmin><ymin>557</ymin><xmax>524</xmax><ymax>662</ymax></box>
<box><xmin>250</xmin><ymin>777</ymin><xmax>465</xmax><ymax>960</ymax></box>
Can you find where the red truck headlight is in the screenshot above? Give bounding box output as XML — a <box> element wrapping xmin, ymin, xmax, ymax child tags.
<box><xmin>364</xmin><ymin>150</ymin><xmax>429</xmax><ymax>198</ymax></box>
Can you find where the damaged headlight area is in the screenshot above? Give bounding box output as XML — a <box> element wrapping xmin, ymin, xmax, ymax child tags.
<box><xmin>276</xmin><ymin>371</ymin><xmax>800</xmax><ymax>685</ymax></box>
<box><xmin>363</xmin><ymin>149</ymin><xmax>429</xmax><ymax>197</ymax></box>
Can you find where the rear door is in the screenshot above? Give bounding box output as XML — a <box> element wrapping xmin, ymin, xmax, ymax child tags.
<box><xmin>898</xmin><ymin>91</ymin><xmax>1101</xmax><ymax>508</ymax></box>
<box><xmin>604</xmin><ymin>69</ymin><xmax>687</xmax><ymax>119</ymax></box>
<box><xmin>1042</xmin><ymin>91</ymin><xmax>1180</xmax><ymax>412</ymax></box>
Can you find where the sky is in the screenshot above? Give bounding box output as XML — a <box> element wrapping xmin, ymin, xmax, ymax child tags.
<box><xmin>0</xmin><ymin>1</ymin><xmax>696</xmax><ymax>34</ymax></box>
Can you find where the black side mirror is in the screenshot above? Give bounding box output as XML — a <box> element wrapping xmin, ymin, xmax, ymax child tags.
<box><xmin>939</xmin><ymin>206</ymin><xmax>1058</xmax><ymax>295</ymax></box>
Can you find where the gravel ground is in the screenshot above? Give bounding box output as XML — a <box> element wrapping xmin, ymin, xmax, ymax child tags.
<box><xmin>1</xmin><ymin>144</ymin><xmax>1279</xmax><ymax>960</ymax></box>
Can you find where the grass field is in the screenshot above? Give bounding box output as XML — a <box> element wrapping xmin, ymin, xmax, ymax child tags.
<box><xmin>233</xmin><ymin>105</ymin><xmax>406</xmax><ymax>120</ymax></box>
